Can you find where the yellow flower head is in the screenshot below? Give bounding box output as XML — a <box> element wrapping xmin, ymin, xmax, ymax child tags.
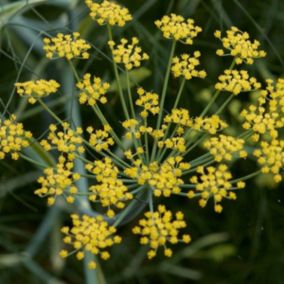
<box><xmin>215</xmin><ymin>70</ymin><xmax>261</xmax><ymax>95</ymax></box>
<box><xmin>15</xmin><ymin>80</ymin><xmax>60</xmax><ymax>104</ymax></box>
<box><xmin>215</xmin><ymin>26</ymin><xmax>266</xmax><ymax>64</ymax></box>
<box><xmin>189</xmin><ymin>164</ymin><xmax>245</xmax><ymax>213</ymax></box>
<box><xmin>85</xmin><ymin>0</ymin><xmax>132</xmax><ymax>26</ymax></box>
<box><xmin>108</xmin><ymin>37</ymin><xmax>149</xmax><ymax>70</ymax></box>
<box><xmin>87</xmin><ymin>125</ymin><xmax>114</xmax><ymax>152</ymax></box>
<box><xmin>35</xmin><ymin>156</ymin><xmax>80</xmax><ymax>206</ymax></box>
<box><xmin>60</xmin><ymin>214</ymin><xmax>121</xmax><ymax>268</ymax></box>
<box><xmin>241</xmin><ymin>78</ymin><xmax>284</xmax><ymax>141</ymax></box>
<box><xmin>204</xmin><ymin>134</ymin><xmax>247</xmax><ymax>162</ymax></box>
<box><xmin>76</xmin><ymin>74</ymin><xmax>110</xmax><ymax>106</ymax></box>
<box><xmin>133</xmin><ymin>205</ymin><xmax>191</xmax><ymax>259</ymax></box>
<box><xmin>135</xmin><ymin>87</ymin><xmax>160</xmax><ymax>118</ymax></box>
<box><xmin>0</xmin><ymin>115</ymin><xmax>32</xmax><ymax>160</ymax></box>
<box><xmin>155</xmin><ymin>14</ymin><xmax>202</xmax><ymax>44</ymax></box>
<box><xmin>43</xmin><ymin>32</ymin><xmax>91</xmax><ymax>60</ymax></box>
<box><xmin>125</xmin><ymin>156</ymin><xmax>190</xmax><ymax>197</ymax></box>
<box><xmin>40</xmin><ymin>122</ymin><xmax>85</xmax><ymax>160</ymax></box>
<box><xmin>253</xmin><ymin>139</ymin><xmax>284</xmax><ymax>183</ymax></box>
<box><xmin>193</xmin><ymin>115</ymin><xmax>228</xmax><ymax>134</ymax></box>
<box><xmin>86</xmin><ymin>157</ymin><xmax>133</xmax><ymax>217</ymax></box>
<box><xmin>158</xmin><ymin>137</ymin><xmax>187</xmax><ymax>153</ymax></box>
<box><xmin>122</xmin><ymin>119</ymin><xmax>141</xmax><ymax>139</ymax></box>
<box><xmin>164</xmin><ymin>108</ymin><xmax>192</xmax><ymax>127</ymax></box>
<box><xmin>171</xmin><ymin>52</ymin><xmax>207</xmax><ymax>80</ymax></box>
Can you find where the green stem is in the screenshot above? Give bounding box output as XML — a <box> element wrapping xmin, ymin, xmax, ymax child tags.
<box><xmin>126</xmin><ymin>70</ymin><xmax>136</xmax><ymax>119</ymax></box>
<box><xmin>38</xmin><ymin>99</ymin><xmax>64</xmax><ymax>125</ymax></box>
<box><xmin>173</xmin><ymin>78</ymin><xmax>186</xmax><ymax>109</ymax></box>
<box><xmin>156</xmin><ymin>40</ymin><xmax>176</xmax><ymax>129</ymax></box>
<box><xmin>107</xmin><ymin>25</ymin><xmax>130</xmax><ymax>120</ymax></box>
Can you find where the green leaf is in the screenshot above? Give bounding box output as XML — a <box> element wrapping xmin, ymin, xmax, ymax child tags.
<box><xmin>201</xmin><ymin>244</ymin><xmax>236</xmax><ymax>262</ymax></box>
<box><xmin>0</xmin><ymin>0</ymin><xmax>46</xmax><ymax>29</ymax></box>
<box><xmin>110</xmin><ymin>67</ymin><xmax>152</xmax><ymax>92</ymax></box>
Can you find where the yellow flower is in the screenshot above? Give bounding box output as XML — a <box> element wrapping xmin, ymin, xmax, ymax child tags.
<box><xmin>193</xmin><ymin>115</ymin><xmax>228</xmax><ymax>134</ymax></box>
<box><xmin>158</xmin><ymin>137</ymin><xmax>186</xmax><ymax>153</ymax></box>
<box><xmin>188</xmin><ymin>164</ymin><xmax>245</xmax><ymax>213</ymax></box>
<box><xmin>241</xmin><ymin>78</ymin><xmax>284</xmax><ymax>141</ymax></box>
<box><xmin>87</xmin><ymin>125</ymin><xmax>114</xmax><ymax>152</ymax></box>
<box><xmin>253</xmin><ymin>139</ymin><xmax>284</xmax><ymax>183</ymax></box>
<box><xmin>35</xmin><ymin>156</ymin><xmax>80</xmax><ymax>206</ymax></box>
<box><xmin>86</xmin><ymin>157</ymin><xmax>133</xmax><ymax>217</ymax></box>
<box><xmin>171</xmin><ymin>52</ymin><xmax>207</xmax><ymax>80</ymax></box>
<box><xmin>215</xmin><ymin>70</ymin><xmax>261</xmax><ymax>95</ymax></box>
<box><xmin>0</xmin><ymin>115</ymin><xmax>32</xmax><ymax>160</ymax></box>
<box><xmin>135</xmin><ymin>88</ymin><xmax>160</xmax><ymax>118</ymax></box>
<box><xmin>40</xmin><ymin>122</ymin><xmax>85</xmax><ymax>161</ymax></box>
<box><xmin>108</xmin><ymin>37</ymin><xmax>149</xmax><ymax>70</ymax></box>
<box><xmin>125</xmin><ymin>156</ymin><xmax>190</xmax><ymax>197</ymax></box>
<box><xmin>215</xmin><ymin>26</ymin><xmax>266</xmax><ymax>64</ymax></box>
<box><xmin>204</xmin><ymin>134</ymin><xmax>247</xmax><ymax>162</ymax></box>
<box><xmin>122</xmin><ymin>119</ymin><xmax>141</xmax><ymax>139</ymax></box>
<box><xmin>164</xmin><ymin>108</ymin><xmax>192</xmax><ymax>127</ymax></box>
<box><xmin>76</xmin><ymin>74</ymin><xmax>110</xmax><ymax>106</ymax></box>
<box><xmin>85</xmin><ymin>0</ymin><xmax>132</xmax><ymax>27</ymax></box>
<box><xmin>43</xmin><ymin>32</ymin><xmax>91</xmax><ymax>60</ymax></box>
<box><xmin>133</xmin><ymin>205</ymin><xmax>191</xmax><ymax>259</ymax></box>
<box><xmin>155</xmin><ymin>14</ymin><xmax>202</xmax><ymax>44</ymax></box>
<box><xmin>15</xmin><ymin>80</ymin><xmax>60</xmax><ymax>104</ymax></box>
<box><xmin>60</xmin><ymin>214</ymin><xmax>121</xmax><ymax>269</ymax></box>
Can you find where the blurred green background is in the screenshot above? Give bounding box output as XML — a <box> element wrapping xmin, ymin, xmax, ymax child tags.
<box><xmin>0</xmin><ymin>0</ymin><xmax>284</xmax><ymax>283</ymax></box>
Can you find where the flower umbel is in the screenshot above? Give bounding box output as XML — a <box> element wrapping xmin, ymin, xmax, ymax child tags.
<box><xmin>215</xmin><ymin>26</ymin><xmax>266</xmax><ymax>64</ymax></box>
<box><xmin>155</xmin><ymin>14</ymin><xmax>202</xmax><ymax>44</ymax></box>
<box><xmin>76</xmin><ymin>74</ymin><xmax>110</xmax><ymax>106</ymax></box>
<box><xmin>60</xmin><ymin>214</ymin><xmax>122</xmax><ymax>269</ymax></box>
<box><xmin>215</xmin><ymin>70</ymin><xmax>261</xmax><ymax>95</ymax></box>
<box><xmin>188</xmin><ymin>165</ymin><xmax>245</xmax><ymax>213</ymax></box>
<box><xmin>15</xmin><ymin>80</ymin><xmax>60</xmax><ymax>104</ymax></box>
<box><xmin>171</xmin><ymin>52</ymin><xmax>207</xmax><ymax>80</ymax></box>
<box><xmin>0</xmin><ymin>115</ymin><xmax>32</xmax><ymax>160</ymax></box>
<box><xmin>133</xmin><ymin>205</ymin><xmax>191</xmax><ymax>259</ymax></box>
<box><xmin>43</xmin><ymin>32</ymin><xmax>91</xmax><ymax>60</ymax></box>
<box><xmin>85</xmin><ymin>0</ymin><xmax>132</xmax><ymax>27</ymax></box>
<box><xmin>108</xmin><ymin>37</ymin><xmax>149</xmax><ymax>70</ymax></box>
<box><xmin>35</xmin><ymin>156</ymin><xmax>80</xmax><ymax>206</ymax></box>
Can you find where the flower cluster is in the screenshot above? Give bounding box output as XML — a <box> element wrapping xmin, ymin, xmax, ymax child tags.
<box><xmin>87</xmin><ymin>125</ymin><xmax>114</xmax><ymax>152</ymax></box>
<box><xmin>189</xmin><ymin>165</ymin><xmax>245</xmax><ymax>213</ymax></box>
<box><xmin>108</xmin><ymin>38</ymin><xmax>149</xmax><ymax>70</ymax></box>
<box><xmin>164</xmin><ymin>108</ymin><xmax>192</xmax><ymax>127</ymax></box>
<box><xmin>35</xmin><ymin>156</ymin><xmax>80</xmax><ymax>206</ymax></box>
<box><xmin>40</xmin><ymin>123</ymin><xmax>85</xmax><ymax>160</ymax></box>
<box><xmin>215</xmin><ymin>70</ymin><xmax>261</xmax><ymax>95</ymax></box>
<box><xmin>15</xmin><ymin>79</ymin><xmax>60</xmax><ymax>104</ymax></box>
<box><xmin>204</xmin><ymin>135</ymin><xmax>247</xmax><ymax>162</ymax></box>
<box><xmin>215</xmin><ymin>27</ymin><xmax>266</xmax><ymax>64</ymax></box>
<box><xmin>135</xmin><ymin>88</ymin><xmax>160</xmax><ymax>118</ymax></box>
<box><xmin>253</xmin><ymin>140</ymin><xmax>284</xmax><ymax>182</ymax></box>
<box><xmin>86</xmin><ymin>157</ymin><xmax>133</xmax><ymax>217</ymax></box>
<box><xmin>125</xmin><ymin>157</ymin><xmax>190</xmax><ymax>197</ymax></box>
<box><xmin>133</xmin><ymin>205</ymin><xmax>191</xmax><ymax>259</ymax></box>
<box><xmin>60</xmin><ymin>214</ymin><xmax>121</xmax><ymax>269</ymax></box>
<box><xmin>85</xmin><ymin>0</ymin><xmax>132</xmax><ymax>27</ymax></box>
<box><xmin>171</xmin><ymin>52</ymin><xmax>207</xmax><ymax>80</ymax></box>
<box><xmin>43</xmin><ymin>32</ymin><xmax>91</xmax><ymax>60</ymax></box>
<box><xmin>241</xmin><ymin>78</ymin><xmax>284</xmax><ymax>141</ymax></box>
<box><xmin>155</xmin><ymin>14</ymin><xmax>202</xmax><ymax>44</ymax></box>
<box><xmin>76</xmin><ymin>74</ymin><xmax>110</xmax><ymax>106</ymax></box>
<box><xmin>0</xmin><ymin>115</ymin><xmax>32</xmax><ymax>160</ymax></box>
<box><xmin>193</xmin><ymin>115</ymin><xmax>228</xmax><ymax>134</ymax></box>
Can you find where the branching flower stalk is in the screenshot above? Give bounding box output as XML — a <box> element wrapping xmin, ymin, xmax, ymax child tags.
<box><xmin>3</xmin><ymin>0</ymin><xmax>282</xmax><ymax>272</ymax></box>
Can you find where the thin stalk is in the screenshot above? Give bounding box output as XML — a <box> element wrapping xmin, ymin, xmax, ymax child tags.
<box><xmin>231</xmin><ymin>170</ymin><xmax>261</xmax><ymax>183</ymax></box>
<box><xmin>200</xmin><ymin>59</ymin><xmax>236</xmax><ymax>117</ymax></box>
<box><xmin>20</xmin><ymin>153</ymin><xmax>47</xmax><ymax>168</ymax></box>
<box><xmin>126</xmin><ymin>70</ymin><xmax>136</xmax><ymax>119</ymax></box>
<box><xmin>107</xmin><ymin>25</ymin><xmax>129</xmax><ymax>119</ymax></box>
<box><xmin>38</xmin><ymin>99</ymin><xmax>64</xmax><ymax>125</ymax></box>
<box><xmin>173</xmin><ymin>78</ymin><xmax>186</xmax><ymax>109</ymax></box>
